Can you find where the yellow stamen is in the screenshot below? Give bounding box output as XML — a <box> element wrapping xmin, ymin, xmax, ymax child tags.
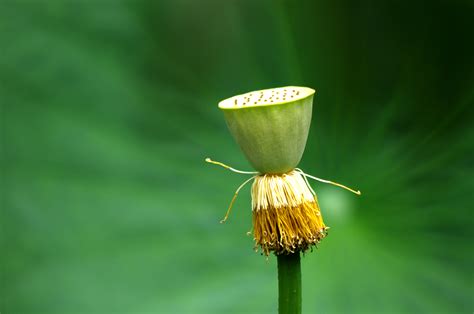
<box><xmin>205</xmin><ymin>158</ymin><xmax>361</xmax><ymax>254</ymax></box>
<box><xmin>251</xmin><ymin>170</ymin><xmax>327</xmax><ymax>255</ymax></box>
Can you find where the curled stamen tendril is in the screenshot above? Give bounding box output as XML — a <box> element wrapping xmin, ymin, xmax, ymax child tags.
<box><xmin>219</xmin><ymin>175</ymin><xmax>256</xmax><ymax>223</ymax></box>
<box><xmin>205</xmin><ymin>158</ymin><xmax>257</xmax><ymax>223</ymax></box>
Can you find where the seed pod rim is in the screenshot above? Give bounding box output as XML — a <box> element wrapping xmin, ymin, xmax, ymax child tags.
<box><xmin>218</xmin><ymin>86</ymin><xmax>315</xmax><ymax>110</ymax></box>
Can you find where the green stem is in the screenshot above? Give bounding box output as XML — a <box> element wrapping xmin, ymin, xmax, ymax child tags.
<box><xmin>277</xmin><ymin>252</ymin><xmax>302</xmax><ymax>314</ymax></box>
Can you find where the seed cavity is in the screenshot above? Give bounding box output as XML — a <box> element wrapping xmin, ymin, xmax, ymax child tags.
<box><xmin>221</xmin><ymin>87</ymin><xmax>310</xmax><ymax>108</ymax></box>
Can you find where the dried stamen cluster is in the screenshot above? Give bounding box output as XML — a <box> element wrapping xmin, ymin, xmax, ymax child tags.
<box><xmin>251</xmin><ymin>170</ymin><xmax>328</xmax><ymax>255</ymax></box>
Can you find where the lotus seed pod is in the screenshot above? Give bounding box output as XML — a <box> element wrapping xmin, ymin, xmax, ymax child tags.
<box><xmin>219</xmin><ymin>86</ymin><xmax>315</xmax><ymax>174</ymax></box>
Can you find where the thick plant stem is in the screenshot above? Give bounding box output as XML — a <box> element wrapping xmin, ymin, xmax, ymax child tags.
<box><xmin>277</xmin><ymin>252</ymin><xmax>302</xmax><ymax>314</ymax></box>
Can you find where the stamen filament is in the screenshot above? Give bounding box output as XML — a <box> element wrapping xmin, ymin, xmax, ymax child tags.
<box><xmin>220</xmin><ymin>176</ymin><xmax>256</xmax><ymax>223</ymax></box>
<box><xmin>205</xmin><ymin>158</ymin><xmax>259</xmax><ymax>175</ymax></box>
<box><xmin>297</xmin><ymin>170</ymin><xmax>361</xmax><ymax>195</ymax></box>
<box><xmin>295</xmin><ymin>169</ymin><xmax>316</xmax><ymax>196</ymax></box>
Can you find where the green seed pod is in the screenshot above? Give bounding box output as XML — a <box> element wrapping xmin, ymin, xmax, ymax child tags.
<box><xmin>219</xmin><ymin>86</ymin><xmax>315</xmax><ymax>174</ymax></box>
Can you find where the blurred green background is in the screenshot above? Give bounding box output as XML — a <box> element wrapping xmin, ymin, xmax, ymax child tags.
<box><xmin>2</xmin><ymin>0</ymin><xmax>473</xmax><ymax>313</ymax></box>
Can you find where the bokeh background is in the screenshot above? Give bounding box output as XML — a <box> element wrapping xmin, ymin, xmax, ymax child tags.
<box><xmin>2</xmin><ymin>0</ymin><xmax>473</xmax><ymax>313</ymax></box>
